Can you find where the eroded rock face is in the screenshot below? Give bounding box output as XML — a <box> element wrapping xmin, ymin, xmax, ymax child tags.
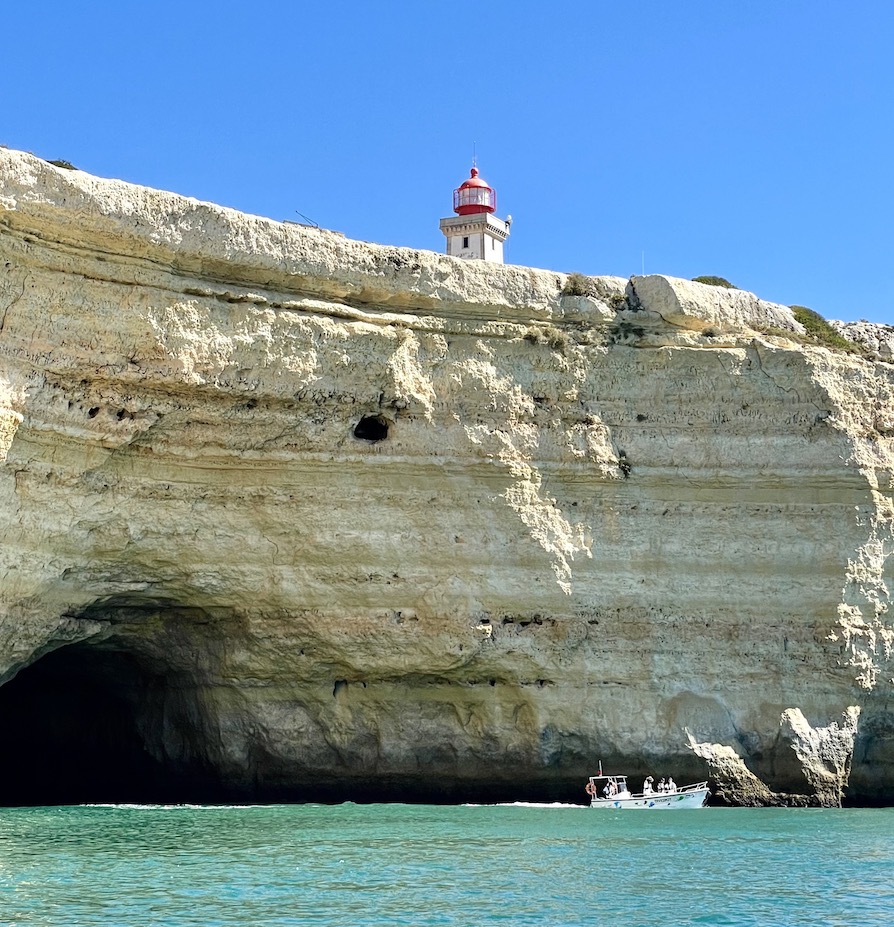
<box><xmin>1</xmin><ymin>148</ymin><xmax>893</xmax><ymax>805</ymax></box>
<box><xmin>831</xmin><ymin>319</ymin><xmax>894</xmax><ymax>362</ymax></box>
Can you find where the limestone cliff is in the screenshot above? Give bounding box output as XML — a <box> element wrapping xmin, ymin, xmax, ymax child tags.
<box><xmin>1</xmin><ymin>148</ymin><xmax>893</xmax><ymax>806</ymax></box>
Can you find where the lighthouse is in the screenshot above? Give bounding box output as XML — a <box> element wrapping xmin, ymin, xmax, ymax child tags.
<box><xmin>439</xmin><ymin>166</ymin><xmax>510</xmax><ymax>263</ymax></box>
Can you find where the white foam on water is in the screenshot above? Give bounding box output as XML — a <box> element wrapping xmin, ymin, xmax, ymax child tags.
<box><xmin>80</xmin><ymin>803</ymin><xmax>263</xmax><ymax>810</ymax></box>
<box><xmin>463</xmin><ymin>801</ymin><xmax>585</xmax><ymax>809</ymax></box>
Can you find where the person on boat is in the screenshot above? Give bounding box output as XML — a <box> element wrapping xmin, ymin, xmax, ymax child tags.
<box><xmin>642</xmin><ymin>776</ymin><xmax>654</xmax><ymax>796</ymax></box>
<box><xmin>657</xmin><ymin>777</ymin><xmax>666</xmax><ymax>792</ymax></box>
<box><xmin>666</xmin><ymin>776</ymin><xmax>677</xmax><ymax>793</ymax></box>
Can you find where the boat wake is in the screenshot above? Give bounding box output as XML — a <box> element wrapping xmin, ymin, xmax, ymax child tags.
<box><xmin>464</xmin><ymin>801</ymin><xmax>585</xmax><ymax>809</ymax></box>
<box><xmin>81</xmin><ymin>803</ymin><xmax>263</xmax><ymax>810</ymax></box>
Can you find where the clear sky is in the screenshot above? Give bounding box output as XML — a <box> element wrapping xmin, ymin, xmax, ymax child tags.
<box><xmin>5</xmin><ymin>1</ymin><xmax>893</xmax><ymax>324</ymax></box>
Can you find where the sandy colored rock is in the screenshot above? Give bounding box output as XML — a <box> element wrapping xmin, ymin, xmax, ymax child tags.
<box><xmin>1</xmin><ymin>148</ymin><xmax>893</xmax><ymax>805</ymax></box>
<box><xmin>627</xmin><ymin>274</ymin><xmax>803</xmax><ymax>334</ymax></box>
<box><xmin>831</xmin><ymin>319</ymin><xmax>894</xmax><ymax>361</ymax></box>
<box><xmin>686</xmin><ymin>738</ymin><xmax>776</xmax><ymax>806</ymax></box>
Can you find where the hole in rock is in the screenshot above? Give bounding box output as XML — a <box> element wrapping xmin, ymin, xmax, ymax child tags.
<box><xmin>0</xmin><ymin>642</ymin><xmax>219</xmax><ymax>806</ymax></box>
<box><xmin>353</xmin><ymin>415</ymin><xmax>389</xmax><ymax>442</ymax></box>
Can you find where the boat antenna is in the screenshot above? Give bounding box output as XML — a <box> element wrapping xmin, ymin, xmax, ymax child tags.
<box><xmin>598</xmin><ymin>760</ymin><xmax>603</xmax><ymax>777</ymax></box>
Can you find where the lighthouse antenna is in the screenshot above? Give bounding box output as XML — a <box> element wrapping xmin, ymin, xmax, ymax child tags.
<box><xmin>295</xmin><ymin>210</ymin><xmax>319</xmax><ymax>229</ymax></box>
<box><xmin>472</xmin><ymin>141</ymin><xmax>477</xmax><ymax>169</ymax></box>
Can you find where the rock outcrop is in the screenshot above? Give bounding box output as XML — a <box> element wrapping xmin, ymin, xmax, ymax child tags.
<box><xmin>1</xmin><ymin>148</ymin><xmax>893</xmax><ymax>805</ymax></box>
<box><xmin>831</xmin><ymin>319</ymin><xmax>894</xmax><ymax>363</ymax></box>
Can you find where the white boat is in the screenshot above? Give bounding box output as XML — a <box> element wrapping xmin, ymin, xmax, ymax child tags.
<box><xmin>585</xmin><ymin>772</ymin><xmax>710</xmax><ymax>809</ymax></box>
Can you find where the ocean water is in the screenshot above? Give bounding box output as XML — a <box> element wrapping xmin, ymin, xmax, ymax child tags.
<box><xmin>0</xmin><ymin>802</ymin><xmax>891</xmax><ymax>926</ymax></box>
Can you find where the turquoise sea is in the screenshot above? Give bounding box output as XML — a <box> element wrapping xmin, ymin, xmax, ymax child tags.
<box><xmin>0</xmin><ymin>803</ymin><xmax>891</xmax><ymax>926</ymax></box>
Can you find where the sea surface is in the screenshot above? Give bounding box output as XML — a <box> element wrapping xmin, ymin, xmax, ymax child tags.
<box><xmin>0</xmin><ymin>802</ymin><xmax>891</xmax><ymax>926</ymax></box>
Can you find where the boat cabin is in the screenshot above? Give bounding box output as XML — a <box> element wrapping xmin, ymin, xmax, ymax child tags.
<box><xmin>586</xmin><ymin>775</ymin><xmax>632</xmax><ymax>800</ymax></box>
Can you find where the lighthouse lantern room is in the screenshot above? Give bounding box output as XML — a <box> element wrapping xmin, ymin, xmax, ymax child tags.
<box><xmin>439</xmin><ymin>166</ymin><xmax>510</xmax><ymax>263</ymax></box>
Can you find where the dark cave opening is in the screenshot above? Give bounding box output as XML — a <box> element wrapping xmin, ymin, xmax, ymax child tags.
<box><xmin>0</xmin><ymin>642</ymin><xmax>219</xmax><ymax>807</ymax></box>
<box><xmin>0</xmin><ymin>637</ymin><xmax>742</xmax><ymax>806</ymax></box>
<box><xmin>353</xmin><ymin>414</ymin><xmax>389</xmax><ymax>442</ymax></box>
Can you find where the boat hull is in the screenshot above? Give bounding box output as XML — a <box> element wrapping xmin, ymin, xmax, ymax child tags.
<box><xmin>589</xmin><ymin>787</ymin><xmax>709</xmax><ymax>810</ymax></box>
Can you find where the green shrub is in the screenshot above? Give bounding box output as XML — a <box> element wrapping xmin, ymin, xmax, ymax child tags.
<box><xmin>562</xmin><ymin>272</ymin><xmax>593</xmax><ymax>297</ymax></box>
<box><xmin>47</xmin><ymin>159</ymin><xmax>77</xmax><ymax>170</ymax></box>
<box><xmin>545</xmin><ymin>326</ymin><xmax>569</xmax><ymax>351</ymax></box>
<box><xmin>523</xmin><ymin>326</ymin><xmax>569</xmax><ymax>353</ymax></box>
<box><xmin>692</xmin><ymin>275</ymin><xmax>736</xmax><ymax>289</ymax></box>
<box><xmin>755</xmin><ymin>324</ymin><xmax>799</xmax><ymax>341</ymax></box>
<box><xmin>790</xmin><ymin>305</ymin><xmax>866</xmax><ymax>356</ymax></box>
<box><xmin>609</xmin><ymin>293</ymin><xmax>628</xmax><ymax>310</ymax></box>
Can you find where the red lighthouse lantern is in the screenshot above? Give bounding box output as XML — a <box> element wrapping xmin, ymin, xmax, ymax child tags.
<box><xmin>440</xmin><ymin>163</ymin><xmax>509</xmax><ymax>263</ymax></box>
<box><xmin>453</xmin><ymin>167</ymin><xmax>496</xmax><ymax>216</ymax></box>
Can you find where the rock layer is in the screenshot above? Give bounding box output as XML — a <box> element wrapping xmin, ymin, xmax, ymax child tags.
<box><xmin>1</xmin><ymin>148</ymin><xmax>893</xmax><ymax>805</ymax></box>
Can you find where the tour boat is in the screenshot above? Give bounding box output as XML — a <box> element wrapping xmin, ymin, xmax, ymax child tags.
<box><xmin>585</xmin><ymin>771</ymin><xmax>710</xmax><ymax>809</ymax></box>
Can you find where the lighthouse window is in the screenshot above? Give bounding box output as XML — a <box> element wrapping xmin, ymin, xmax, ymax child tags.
<box><xmin>462</xmin><ymin>236</ymin><xmax>469</xmax><ymax>249</ymax></box>
<box><xmin>455</xmin><ymin>187</ymin><xmax>495</xmax><ymax>210</ymax></box>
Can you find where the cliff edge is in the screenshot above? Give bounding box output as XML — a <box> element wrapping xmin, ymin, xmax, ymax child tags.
<box><xmin>1</xmin><ymin>148</ymin><xmax>893</xmax><ymax>805</ymax></box>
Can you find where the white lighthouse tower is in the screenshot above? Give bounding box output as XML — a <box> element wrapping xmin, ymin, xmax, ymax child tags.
<box><xmin>439</xmin><ymin>166</ymin><xmax>510</xmax><ymax>263</ymax></box>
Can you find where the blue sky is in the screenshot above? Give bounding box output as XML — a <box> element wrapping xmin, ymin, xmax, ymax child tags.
<box><xmin>5</xmin><ymin>2</ymin><xmax>893</xmax><ymax>324</ymax></box>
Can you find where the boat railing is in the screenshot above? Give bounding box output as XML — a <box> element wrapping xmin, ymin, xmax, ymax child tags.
<box><xmin>644</xmin><ymin>781</ymin><xmax>709</xmax><ymax>796</ymax></box>
<box><xmin>675</xmin><ymin>781</ymin><xmax>709</xmax><ymax>793</ymax></box>
<box><xmin>593</xmin><ymin>781</ymin><xmax>709</xmax><ymax>800</ymax></box>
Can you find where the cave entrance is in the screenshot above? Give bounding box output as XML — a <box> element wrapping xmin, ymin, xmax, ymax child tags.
<box><xmin>0</xmin><ymin>641</ymin><xmax>217</xmax><ymax>806</ymax></box>
<box><xmin>353</xmin><ymin>414</ymin><xmax>389</xmax><ymax>442</ymax></box>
